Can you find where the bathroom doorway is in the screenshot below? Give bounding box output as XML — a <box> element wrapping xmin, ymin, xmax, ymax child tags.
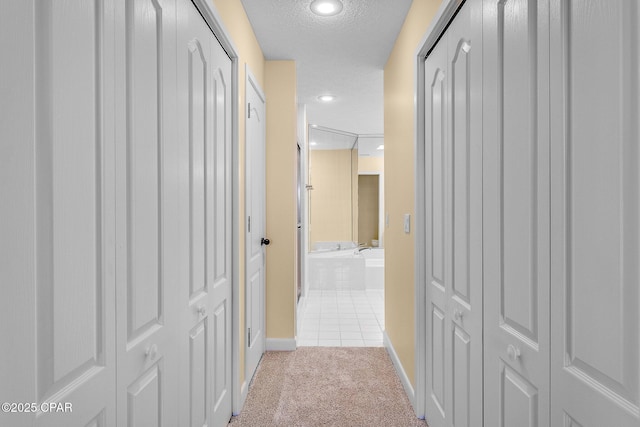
<box><xmin>298</xmin><ymin>129</ymin><xmax>385</xmax><ymax>347</ymax></box>
<box><xmin>358</xmin><ymin>174</ymin><xmax>380</xmax><ymax>248</ymax></box>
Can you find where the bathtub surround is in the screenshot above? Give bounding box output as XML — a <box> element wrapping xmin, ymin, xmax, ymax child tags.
<box><xmin>308</xmin><ymin>246</ymin><xmax>384</xmax><ymax>291</ymax></box>
<box><xmin>228</xmin><ymin>347</ymin><xmax>426</xmax><ymax>426</ymax></box>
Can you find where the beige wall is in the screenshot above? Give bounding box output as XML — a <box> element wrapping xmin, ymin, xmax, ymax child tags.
<box><xmin>358</xmin><ymin>156</ymin><xmax>384</xmax><ymax>174</ymax></box>
<box><xmin>264</xmin><ymin>61</ymin><xmax>298</xmax><ymax>339</ymax></box>
<box><xmin>210</xmin><ymin>0</ymin><xmax>265</xmax><ymax>384</ymax></box>
<box><xmin>384</xmin><ymin>0</ymin><xmax>443</xmax><ymax>387</ymax></box>
<box><xmin>309</xmin><ymin>149</ymin><xmax>355</xmax><ymax>247</ymax></box>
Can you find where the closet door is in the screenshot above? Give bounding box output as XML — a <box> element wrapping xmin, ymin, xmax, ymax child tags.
<box><xmin>549</xmin><ymin>1</ymin><xmax>640</xmax><ymax>425</ymax></box>
<box><xmin>114</xmin><ymin>0</ymin><xmax>180</xmax><ymax>425</ymax></box>
<box><xmin>424</xmin><ymin>1</ymin><xmax>483</xmax><ymax>425</ymax></box>
<box><xmin>482</xmin><ymin>0</ymin><xmax>551</xmax><ymax>426</ymax></box>
<box><xmin>424</xmin><ymin>32</ymin><xmax>450</xmax><ymax>427</ymax></box>
<box><xmin>0</xmin><ymin>1</ymin><xmax>119</xmax><ymax>425</ymax></box>
<box><xmin>176</xmin><ymin>0</ymin><xmax>233</xmax><ymax>425</ymax></box>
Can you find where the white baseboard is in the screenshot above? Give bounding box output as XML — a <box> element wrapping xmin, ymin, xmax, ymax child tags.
<box><xmin>384</xmin><ymin>331</ymin><xmax>415</xmax><ymax>410</ymax></box>
<box><xmin>266</xmin><ymin>338</ymin><xmax>297</xmax><ymax>351</ymax></box>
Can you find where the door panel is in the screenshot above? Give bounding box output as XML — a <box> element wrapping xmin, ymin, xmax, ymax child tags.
<box><xmin>245</xmin><ymin>71</ymin><xmax>267</xmax><ymax>384</ymax></box>
<box><xmin>189</xmin><ymin>37</ymin><xmax>208</xmax><ymax>300</ymax></box>
<box><xmin>2</xmin><ymin>1</ymin><xmax>235</xmax><ymax>426</ymax></box>
<box><xmin>425</xmin><ymin>33</ymin><xmax>449</xmax><ymax>425</ymax></box>
<box><xmin>447</xmin><ymin>2</ymin><xmax>483</xmax><ymax>424</ymax></box>
<box><xmin>0</xmin><ymin>0</ymin><xmax>118</xmax><ymax>425</ymax></box>
<box><xmin>37</xmin><ymin>0</ymin><xmax>106</xmax><ymax>392</ymax></box>
<box><xmin>209</xmin><ymin>28</ymin><xmax>233</xmax><ymax>427</ymax></box>
<box><xmin>116</xmin><ymin>0</ymin><xmax>179</xmax><ymax>425</ymax></box>
<box><xmin>431</xmin><ymin>306</ymin><xmax>446</xmax><ymax>416</ymax></box>
<box><xmin>212</xmin><ymin>67</ymin><xmax>230</xmax><ymax>283</ymax></box>
<box><xmin>189</xmin><ymin>321</ymin><xmax>207</xmax><ymax>427</ymax></box>
<box><xmin>452</xmin><ymin>327</ymin><xmax>471</xmax><ymax>427</ymax></box>
<box><xmin>500</xmin><ymin>364</ymin><xmax>538</xmax><ymax>427</ymax></box>
<box><xmin>126</xmin><ymin>0</ymin><xmax>164</xmax><ymax>337</ymax></box>
<box><xmin>424</xmin><ymin>1</ymin><xmax>483</xmax><ymax>425</ymax></box>
<box><xmin>212</xmin><ymin>301</ymin><xmax>228</xmax><ymax>411</ymax></box>
<box><xmin>550</xmin><ymin>1</ymin><xmax>640</xmax><ymax>425</ymax></box>
<box><xmin>44</xmin><ymin>0</ymin><xmax>116</xmax><ymax>419</ymax></box>
<box><xmin>177</xmin><ymin>1</ymin><xmax>233</xmax><ymax>425</ymax></box>
<box><xmin>127</xmin><ymin>365</ymin><xmax>162</xmax><ymax>427</ymax></box>
<box><xmin>483</xmin><ymin>0</ymin><xmax>550</xmax><ymax>425</ymax></box>
<box><xmin>177</xmin><ymin>3</ymin><xmax>214</xmax><ymax>425</ymax></box>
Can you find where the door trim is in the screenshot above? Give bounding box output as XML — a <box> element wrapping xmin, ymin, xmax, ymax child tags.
<box><xmin>413</xmin><ymin>0</ymin><xmax>464</xmax><ymax>419</ymax></box>
<box><xmin>189</xmin><ymin>0</ymin><xmax>242</xmax><ymax>416</ymax></box>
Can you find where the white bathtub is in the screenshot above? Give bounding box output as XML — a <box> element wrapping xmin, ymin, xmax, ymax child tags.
<box><xmin>307</xmin><ymin>247</ymin><xmax>384</xmax><ymax>290</ymax></box>
<box><xmin>362</xmin><ymin>248</ymin><xmax>384</xmax><ymax>290</ymax></box>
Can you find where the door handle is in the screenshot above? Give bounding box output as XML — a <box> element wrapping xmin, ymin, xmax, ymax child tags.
<box><xmin>145</xmin><ymin>344</ymin><xmax>158</xmax><ymax>361</ymax></box>
<box><xmin>261</xmin><ymin>238</ymin><xmax>270</xmax><ymax>246</ymax></box>
<box><xmin>507</xmin><ymin>344</ymin><xmax>521</xmax><ymax>361</ymax></box>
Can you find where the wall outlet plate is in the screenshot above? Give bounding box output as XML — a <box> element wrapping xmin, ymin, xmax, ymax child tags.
<box><xmin>403</xmin><ymin>214</ymin><xmax>410</xmax><ymax>234</ymax></box>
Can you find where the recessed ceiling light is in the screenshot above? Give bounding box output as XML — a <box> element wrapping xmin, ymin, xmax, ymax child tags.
<box><xmin>318</xmin><ymin>95</ymin><xmax>335</xmax><ymax>102</ymax></box>
<box><xmin>377</xmin><ymin>145</ymin><xmax>384</xmax><ymax>150</ymax></box>
<box><xmin>310</xmin><ymin>0</ymin><xmax>343</xmax><ymax>16</ymax></box>
<box><xmin>310</xmin><ymin>141</ymin><xmax>318</xmax><ymax>146</ymax></box>
<box><xmin>311</xmin><ymin>124</ymin><xmax>318</xmax><ymax>128</ymax></box>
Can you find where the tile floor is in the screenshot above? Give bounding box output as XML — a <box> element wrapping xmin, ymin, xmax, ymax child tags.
<box><xmin>297</xmin><ymin>289</ymin><xmax>384</xmax><ymax>347</ymax></box>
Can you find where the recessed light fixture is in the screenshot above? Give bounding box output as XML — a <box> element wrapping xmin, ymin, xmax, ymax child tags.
<box><xmin>310</xmin><ymin>141</ymin><xmax>318</xmax><ymax>146</ymax></box>
<box><xmin>311</xmin><ymin>124</ymin><xmax>318</xmax><ymax>128</ymax></box>
<box><xmin>317</xmin><ymin>95</ymin><xmax>335</xmax><ymax>102</ymax></box>
<box><xmin>377</xmin><ymin>145</ymin><xmax>384</xmax><ymax>150</ymax></box>
<box><xmin>310</xmin><ymin>0</ymin><xmax>343</xmax><ymax>16</ymax></box>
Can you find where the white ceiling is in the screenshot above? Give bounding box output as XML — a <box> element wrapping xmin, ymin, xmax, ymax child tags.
<box><xmin>240</xmin><ymin>0</ymin><xmax>413</xmax><ymax>136</ymax></box>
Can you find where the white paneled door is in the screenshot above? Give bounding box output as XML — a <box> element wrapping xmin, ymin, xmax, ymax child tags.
<box><xmin>549</xmin><ymin>1</ymin><xmax>640</xmax><ymax>425</ymax></box>
<box><xmin>1</xmin><ymin>0</ymin><xmax>118</xmax><ymax>426</ymax></box>
<box><xmin>245</xmin><ymin>70</ymin><xmax>267</xmax><ymax>384</ymax></box>
<box><xmin>115</xmin><ymin>0</ymin><xmax>180</xmax><ymax>425</ymax></box>
<box><xmin>1</xmin><ymin>0</ymin><xmax>234</xmax><ymax>426</ymax></box>
<box><xmin>482</xmin><ymin>0</ymin><xmax>551</xmax><ymax>425</ymax></box>
<box><xmin>424</xmin><ymin>1</ymin><xmax>483</xmax><ymax>426</ymax></box>
<box><xmin>176</xmin><ymin>0</ymin><xmax>234</xmax><ymax>425</ymax></box>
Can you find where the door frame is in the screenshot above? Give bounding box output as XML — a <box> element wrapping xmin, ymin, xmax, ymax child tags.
<box><xmin>189</xmin><ymin>0</ymin><xmax>243</xmax><ymax>416</ymax></box>
<box><xmin>413</xmin><ymin>0</ymin><xmax>465</xmax><ymax>418</ymax></box>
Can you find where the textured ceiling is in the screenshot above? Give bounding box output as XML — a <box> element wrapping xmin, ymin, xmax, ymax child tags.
<box><xmin>240</xmin><ymin>0</ymin><xmax>413</xmax><ymax>136</ymax></box>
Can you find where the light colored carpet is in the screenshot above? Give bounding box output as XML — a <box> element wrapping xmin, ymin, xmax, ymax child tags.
<box><xmin>229</xmin><ymin>347</ymin><xmax>428</xmax><ymax>427</ymax></box>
